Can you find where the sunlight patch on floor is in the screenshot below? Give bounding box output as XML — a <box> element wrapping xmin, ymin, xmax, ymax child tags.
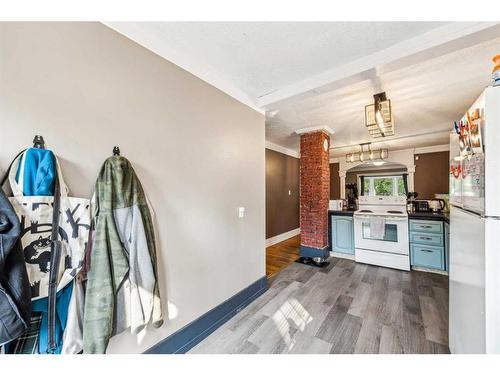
<box><xmin>272</xmin><ymin>298</ymin><xmax>313</xmax><ymax>350</ymax></box>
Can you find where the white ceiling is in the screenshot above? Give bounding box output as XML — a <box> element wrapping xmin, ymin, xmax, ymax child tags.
<box><xmin>121</xmin><ymin>22</ymin><xmax>448</xmax><ymax>98</ymax></box>
<box><xmin>106</xmin><ymin>22</ymin><xmax>500</xmax><ymax>157</ymax></box>
<box><xmin>267</xmin><ymin>35</ymin><xmax>500</xmax><ymax>157</ymax></box>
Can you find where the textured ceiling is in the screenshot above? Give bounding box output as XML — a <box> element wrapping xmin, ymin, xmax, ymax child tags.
<box><xmin>136</xmin><ymin>22</ymin><xmax>448</xmax><ymax>98</ymax></box>
<box><xmin>266</xmin><ymin>36</ymin><xmax>500</xmax><ymax>157</ymax></box>
<box><xmin>107</xmin><ymin>22</ymin><xmax>499</xmax><ymax>157</ymax></box>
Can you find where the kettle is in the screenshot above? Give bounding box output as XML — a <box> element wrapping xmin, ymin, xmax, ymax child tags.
<box><xmin>429</xmin><ymin>199</ymin><xmax>445</xmax><ymax>213</ymax></box>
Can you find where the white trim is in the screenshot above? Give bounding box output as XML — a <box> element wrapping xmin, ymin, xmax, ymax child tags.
<box><xmin>295</xmin><ymin>125</ymin><xmax>335</xmax><ymax>135</ymax></box>
<box><xmin>414</xmin><ymin>144</ymin><xmax>450</xmax><ymax>154</ymax></box>
<box><xmin>329</xmin><ymin>158</ymin><xmax>340</xmax><ymax>164</ymax></box>
<box><xmin>102</xmin><ymin>22</ymin><xmax>264</xmax><ymax>114</ymax></box>
<box><xmin>258</xmin><ymin>22</ymin><xmax>500</xmax><ymax>107</ymax></box>
<box><xmin>265</xmin><ymin>141</ymin><xmax>299</xmax><ymax>159</ymax></box>
<box><xmin>266</xmin><ymin>228</ymin><xmax>300</xmax><ymax>247</ymax></box>
<box><xmin>329</xmin><ymin>251</ymin><xmax>355</xmax><ymax>261</ymax></box>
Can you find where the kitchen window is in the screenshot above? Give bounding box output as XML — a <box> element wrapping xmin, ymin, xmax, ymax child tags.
<box><xmin>361</xmin><ymin>175</ymin><xmax>406</xmax><ymax>197</ymax></box>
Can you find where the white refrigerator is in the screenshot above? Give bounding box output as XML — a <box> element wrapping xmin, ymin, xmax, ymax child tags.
<box><xmin>449</xmin><ymin>86</ymin><xmax>500</xmax><ymax>354</ymax></box>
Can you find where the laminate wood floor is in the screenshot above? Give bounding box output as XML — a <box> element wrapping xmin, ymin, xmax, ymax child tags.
<box><xmin>190</xmin><ymin>256</ymin><xmax>450</xmax><ymax>354</ymax></box>
<box><xmin>266</xmin><ymin>235</ymin><xmax>300</xmax><ymax>279</ymax></box>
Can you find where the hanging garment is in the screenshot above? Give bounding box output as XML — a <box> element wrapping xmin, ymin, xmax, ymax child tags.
<box><xmin>0</xmin><ymin>189</ymin><xmax>32</xmax><ymax>346</ymax></box>
<box><xmin>61</xmin><ymin>279</ymin><xmax>85</xmax><ymax>354</ymax></box>
<box><xmin>83</xmin><ymin>155</ymin><xmax>162</xmax><ymax>354</ymax></box>
<box><xmin>5</xmin><ymin>282</ymin><xmax>73</xmax><ymax>354</ymax></box>
<box><xmin>15</xmin><ymin>148</ymin><xmax>56</xmax><ymax>196</ymax></box>
<box><xmin>2</xmin><ymin>149</ymin><xmax>90</xmax><ymax>353</ymax></box>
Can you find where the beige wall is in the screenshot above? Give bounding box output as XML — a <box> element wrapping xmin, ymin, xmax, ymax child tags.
<box><xmin>0</xmin><ymin>22</ymin><xmax>265</xmax><ymax>353</ymax></box>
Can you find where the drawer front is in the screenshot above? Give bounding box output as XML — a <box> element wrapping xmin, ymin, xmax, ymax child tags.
<box><xmin>411</xmin><ymin>244</ymin><xmax>444</xmax><ymax>269</ymax></box>
<box><xmin>410</xmin><ymin>231</ymin><xmax>444</xmax><ymax>246</ymax></box>
<box><xmin>410</xmin><ymin>220</ymin><xmax>443</xmax><ymax>234</ymax></box>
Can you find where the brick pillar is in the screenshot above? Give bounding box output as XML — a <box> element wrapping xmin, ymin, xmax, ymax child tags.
<box><xmin>299</xmin><ymin>131</ymin><xmax>330</xmax><ymax>258</ymax></box>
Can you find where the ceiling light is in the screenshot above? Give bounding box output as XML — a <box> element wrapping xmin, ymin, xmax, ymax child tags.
<box><xmin>345</xmin><ymin>143</ymin><xmax>388</xmax><ymax>164</ymax></box>
<box><xmin>365</xmin><ymin>92</ymin><xmax>394</xmax><ymax>138</ymax></box>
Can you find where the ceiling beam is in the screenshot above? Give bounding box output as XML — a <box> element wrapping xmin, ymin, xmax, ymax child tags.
<box><xmin>258</xmin><ymin>22</ymin><xmax>500</xmax><ymax>108</ymax></box>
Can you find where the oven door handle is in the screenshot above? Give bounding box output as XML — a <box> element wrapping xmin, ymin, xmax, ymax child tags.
<box><xmin>355</xmin><ymin>215</ymin><xmax>408</xmax><ymax>222</ymax></box>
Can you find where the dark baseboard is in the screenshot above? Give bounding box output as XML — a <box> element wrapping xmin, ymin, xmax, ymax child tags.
<box><xmin>144</xmin><ymin>276</ymin><xmax>268</xmax><ymax>354</ymax></box>
<box><xmin>300</xmin><ymin>244</ymin><xmax>330</xmax><ymax>259</ymax></box>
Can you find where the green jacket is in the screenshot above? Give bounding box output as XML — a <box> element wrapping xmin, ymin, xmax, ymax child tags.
<box><xmin>83</xmin><ymin>156</ymin><xmax>163</xmax><ymax>354</ymax></box>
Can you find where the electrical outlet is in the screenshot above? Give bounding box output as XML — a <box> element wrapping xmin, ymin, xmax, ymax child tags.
<box><xmin>238</xmin><ymin>207</ymin><xmax>245</xmax><ymax>218</ymax></box>
<box><xmin>288</xmin><ymin>190</ymin><xmax>291</xmax><ymax>196</ymax></box>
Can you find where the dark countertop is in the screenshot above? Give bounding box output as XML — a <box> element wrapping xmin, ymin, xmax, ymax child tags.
<box><xmin>328</xmin><ymin>209</ymin><xmax>355</xmax><ymax>217</ymax></box>
<box><xmin>329</xmin><ymin>209</ymin><xmax>450</xmax><ymax>223</ymax></box>
<box><xmin>408</xmin><ymin>211</ymin><xmax>449</xmax><ymax>223</ymax></box>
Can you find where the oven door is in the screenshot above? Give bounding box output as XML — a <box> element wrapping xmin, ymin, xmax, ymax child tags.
<box><xmin>354</xmin><ymin>215</ymin><xmax>409</xmax><ymax>255</ymax></box>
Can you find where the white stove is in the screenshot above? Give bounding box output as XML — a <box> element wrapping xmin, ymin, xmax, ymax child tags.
<box><xmin>354</xmin><ymin>196</ymin><xmax>410</xmax><ymax>271</ymax></box>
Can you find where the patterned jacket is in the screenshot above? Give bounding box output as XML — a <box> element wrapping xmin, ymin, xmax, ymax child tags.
<box><xmin>83</xmin><ymin>156</ymin><xmax>163</xmax><ymax>353</ymax></box>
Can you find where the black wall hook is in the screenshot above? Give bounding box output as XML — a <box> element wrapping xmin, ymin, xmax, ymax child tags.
<box><xmin>33</xmin><ymin>135</ymin><xmax>45</xmax><ymax>149</ymax></box>
<box><xmin>113</xmin><ymin>146</ymin><xmax>121</xmax><ymax>156</ymax></box>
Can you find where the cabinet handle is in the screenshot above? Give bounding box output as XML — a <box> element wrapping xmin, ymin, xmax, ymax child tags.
<box><xmin>421</xmin><ymin>225</ymin><xmax>433</xmax><ymax>228</ymax></box>
<box><xmin>419</xmin><ymin>237</ymin><xmax>432</xmax><ymax>241</ymax></box>
<box><xmin>421</xmin><ymin>249</ymin><xmax>434</xmax><ymax>253</ymax></box>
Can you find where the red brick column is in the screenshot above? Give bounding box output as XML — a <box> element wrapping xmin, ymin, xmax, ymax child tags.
<box><xmin>299</xmin><ymin>131</ymin><xmax>330</xmax><ymax>258</ymax></box>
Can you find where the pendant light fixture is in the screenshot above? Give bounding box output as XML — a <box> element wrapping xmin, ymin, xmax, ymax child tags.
<box><xmin>345</xmin><ymin>142</ymin><xmax>388</xmax><ymax>164</ymax></box>
<box><xmin>365</xmin><ymin>92</ymin><xmax>394</xmax><ymax>138</ymax></box>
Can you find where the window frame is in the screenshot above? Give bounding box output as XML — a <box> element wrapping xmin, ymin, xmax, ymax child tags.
<box><xmin>359</xmin><ymin>173</ymin><xmax>406</xmax><ymax>197</ymax></box>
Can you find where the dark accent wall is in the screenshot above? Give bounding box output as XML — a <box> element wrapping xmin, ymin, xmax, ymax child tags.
<box><xmin>266</xmin><ymin>149</ymin><xmax>300</xmax><ymax>239</ymax></box>
<box><xmin>330</xmin><ymin>163</ymin><xmax>341</xmax><ymax>199</ymax></box>
<box><xmin>414</xmin><ymin>151</ymin><xmax>450</xmax><ymax>199</ymax></box>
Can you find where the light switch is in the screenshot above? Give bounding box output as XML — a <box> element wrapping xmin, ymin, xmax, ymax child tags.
<box><xmin>288</xmin><ymin>190</ymin><xmax>291</xmax><ymax>196</ymax></box>
<box><xmin>238</xmin><ymin>207</ymin><xmax>245</xmax><ymax>218</ymax></box>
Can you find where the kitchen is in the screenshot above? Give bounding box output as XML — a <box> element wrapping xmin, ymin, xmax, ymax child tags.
<box><xmin>259</xmin><ymin>29</ymin><xmax>500</xmax><ymax>354</ymax></box>
<box><xmin>321</xmin><ymin>86</ymin><xmax>499</xmax><ymax>354</ymax></box>
<box><xmin>328</xmin><ymin>146</ymin><xmax>450</xmax><ymax>274</ymax></box>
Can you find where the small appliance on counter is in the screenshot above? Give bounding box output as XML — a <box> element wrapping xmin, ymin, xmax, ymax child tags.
<box><xmin>345</xmin><ymin>183</ymin><xmax>358</xmax><ymax>210</ymax></box>
<box><xmin>428</xmin><ymin>198</ymin><xmax>446</xmax><ymax>213</ymax></box>
<box><xmin>413</xmin><ymin>199</ymin><xmax>431</xmax><ymax>213</ymax></box>
<box><xmin>329</xmin><ymin>199</ymin><xmax>343</xmax><ymax>211</ymax></box>
<box><xmin>406</xmin><ymin>192</ymin><xmax>418</xmax><ymax>213</ymax></box>
<box><xmin>434</xmin><ymin>193</ymin><xmax>449</xmax><ymax>212</ymax></box>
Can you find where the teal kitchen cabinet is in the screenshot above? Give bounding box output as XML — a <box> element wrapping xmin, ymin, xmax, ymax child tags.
<box><xmin>409</xmin><ymin>218</ymin><xmax>448</xmax><ymax>271</ymax></box>
<box><xmin>329</xmin><ymin>215</ymin><xmax>355</xmax><ymax>255</ymax></box>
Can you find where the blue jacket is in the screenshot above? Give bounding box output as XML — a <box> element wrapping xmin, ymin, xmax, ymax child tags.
<box><xmin>16</xmin><ymin>148</ymin><xmax>56</xmax><ymax>196</ymax></box>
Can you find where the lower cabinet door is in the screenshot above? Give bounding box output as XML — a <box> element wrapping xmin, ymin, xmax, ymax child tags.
<box><xmin>331</xmin><ymin>216</ymin><xmax>354</xmax><ymax>254</ymax></box>
<box><xmin>410</xmin><ymin>244</ymin><xmax>444</xmax><ymax>270</ymax></box>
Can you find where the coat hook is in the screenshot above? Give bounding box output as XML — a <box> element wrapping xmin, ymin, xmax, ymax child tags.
<box><xmin>33</xmin><ymin>135</ymin><xmax>45</xmax><ymax>149</ymax></box>
<box><xmin>113</xmin><ymin>146</ymin><xmax>121</xmax><ymax>156</ymax></box>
